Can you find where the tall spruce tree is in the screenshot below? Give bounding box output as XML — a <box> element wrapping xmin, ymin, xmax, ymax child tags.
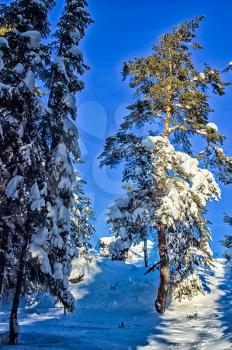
<box><xmin>42</xmin><ymin>0</ymin><xmax>93</xmax><ymax>311</ymax></box>
<box><xmin>100</xmin><ymin>17</ymin><xmax>232</xmax><ymax>313</ymax></box>
<box><xmin>0</xmin><ymin>0</ymin><xmax>93</xmax><ymax>343</ymax></box>
<box><xmin>0</xmin><ymin>0</ymin><xmax>55</xmax><ymax>343</ymax></box>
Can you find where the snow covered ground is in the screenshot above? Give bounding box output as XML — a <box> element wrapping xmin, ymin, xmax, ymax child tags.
<box><xmin>1</xmin><ymin>248</ymin><xmax>232</xmax><ymax>349</ymax></box>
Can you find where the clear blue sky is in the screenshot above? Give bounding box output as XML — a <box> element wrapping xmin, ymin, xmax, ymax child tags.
<box><xmin>51</xmin><ymin>0</ymin><xmax>232</xmax><ymax>256</ymax></box>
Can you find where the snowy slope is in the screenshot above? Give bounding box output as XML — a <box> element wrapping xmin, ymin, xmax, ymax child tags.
<box><xmin>1</xmin><ymin>252</ymin><xmax>232</xmax><ymax>349</ymax></box>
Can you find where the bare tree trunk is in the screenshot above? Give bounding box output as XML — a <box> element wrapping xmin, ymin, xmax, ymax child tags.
<box><xmin>143</xmin><ymin>238</ymin><xmax>148</xmax><ymax>267</ymax></box>
<box><xmin>8</xmin><ymin>249</ymin><xmax>25</xmax><ymax>345</ymax></box>
<box><xmin>155</xmin><ymin>226</ymin><xmax>169</xmax><ymax>314</ymax></box>
<box><xmin>0</xmin><ymin>224</ymin><xmax>8</xmax><ymax>300</ymax></box>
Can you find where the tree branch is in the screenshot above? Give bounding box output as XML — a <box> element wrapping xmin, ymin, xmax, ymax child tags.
<box><xmin>144</xmin><ymin>261</ymin><xmax>160</xmax><ymax>275</ymax></box>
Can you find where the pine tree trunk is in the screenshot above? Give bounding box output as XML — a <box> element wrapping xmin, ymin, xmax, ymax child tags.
<box><xmin>155</xmin><ymin>226</ymin><xmax>169</xmax><ymax>314</ymax></box>
<box><xmin>143</xmin><ymin>238</ymin><xmax>148</xmax><ymax>267</ymax></box>
<box><xmin>122</xmin><ymin>248</ymin><xmax>129</xmax><ymax>261</ymax></box>
<box><xmin>8</xmin><ymin>249</ymin><xmax>25</xmax><ymax>345</ymax></box>
<box><xmin>0</xmin><ymin>224</ymin><xmax>8</xmax><ymax>300</ymax></box>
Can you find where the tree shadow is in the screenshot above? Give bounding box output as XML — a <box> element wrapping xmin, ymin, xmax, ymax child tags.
<box><xmin>2</xmin><ymin>259</ymin><xmax>232</xmax><ymax>349</ymax></box>
<box><xmin>0</xmin><ymin>258</ymin><xmax>163</xmax><ymax>349</ymax></box>
<box><xmin>142</xmin><ymin>260</ymin><xmax>232</xmax><ymax>349</ymax></box>
<box><xmin>215</xmin><ymin>261</ymin><xmax>232</xmax><ymax>344</ymax></box>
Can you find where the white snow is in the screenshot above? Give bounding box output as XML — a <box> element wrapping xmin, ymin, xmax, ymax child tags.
<box><xmin>52</xmin><ymin>234</ymin><xmax>64</xmax><ymax>249</ymax></box>
<box><xmin>22</xmin><ymin>31</ymin><xmax>41</xmax><ymax>49</ymax></box>
<box><xmin>54</xmin><ymin>57</ymin><xmax>68</xmax><ymax>79</ymax></box>
<box><xmin>5</xmin><ymin>175</ymin><xmax>24</xmax><ymax>199</ymax></box>
<box><xmin>0</xmin><ymin>51</ymin><xmax>4</xmax><ymax>71</ymax></box>
<box><xmin>107</xmin><ymin>204</ymin><xmax>123</xmax><ymax>220</ymax></box>
<box><xmin>16</xmin><ymin>123</ymin><xmax>24</xmax><ymax>138</ymax></box>
<box><xmin>191</xmin><ymin>169</ymin><xmax>221</xmax><ymax>206</ymax></box>
<box><xmin>142</xmin><ymin>135</ymin><xmax>174</xmax><ymax>153</ymax></box>
<box><xmin>69</xmin><ymin>30</ymin><xmax>81</xmax><ymax>42</ymax></box>
<box><xmin>69</xmin><ymin>45</ymin><xmax>83</xmax><ymax>58</ymax></box>
<box><xmin>54</xmin><ymin>143</ymin><xmax>72</xmax><ymax>174</ymax></box>
<box><xmin>69</xmin><ymin>257</ymin><xmax>99</xmax><ymax>299</ymax></box>
<box><xmin>132</xmin><ymin>207</ymin><xmax>148</xmax><ymax>223</ymax></box>
<box><xmin>199</xmin><ymin>72</ymin><xmax>206</xmax><ymax>80</ymax></box>
<box><xmin>118</xmin><ymin>226</ymin><xmax>127</xmax><ymax>239</ymax></box>
<box><xmin>13</xmin><ymin>63</ymin><xmax>25</xmax><ymax>75</ymax></box>
<box><xmin>0</xmin><ymin>37</ymin><xmax>9</xmax><ymax>48</ymax></box>
<box><xmin>62</xmin><ymin>92</ymin><xmax>77</xmax><ymax>117</ymax></box>
<box><xmin>58</xmin><ymin>204</ymin><xmax>69</xmax><ymax>223</ymax></box>
<box><xmin>58</xmin><ymin>177</ymin><xmax>72</xmax><ymax>191</ymax></box>
<box><xmin>109</xmin><ymin>239</ymin><xmax>132</xmax><ymax>258</ymax></box>
<box><xmin>141</xmin><ymin>135</ymin><xmax>221</xmax><ymax>228</ymax></box>
<box><xmin>175</xmin><ymin>151</ymin><xmax>199</xmax><ymax>175</ymax></box>
<box><xmin>99</xmin><ymin>236</ymin><xmax>116</xmax><ymax>257</ymax></box>
<box><xmin>20</xmin><ymin>144</ymin><xmax>32</xmax><ymax>166</ymax></box>
<box><xmin>206</xmin><ymin>122</ymin><xmax>218</xmax><ymax>132</ymax></box>
<box><xmin>31</xmin><ymin>227</ymin><xmax>49</xmax><ymax>247</ymax></box>
<box><xmin>28</xmin><ymin>243</ymin><xmax>51</xmax><ymax>275</ymax></box>
<box><xmin>23</xmin><ymin>70</ymin><xmax>35</xmax><ymax>92</ymax></box>
<box><xmin>63</xmin><ymin>118</ymin><xmax>78</xmax><ymax>136</ymax></box>
<box><xmin>30</xmin><ymin>182</ymin><xmax>45</xmax><ymax>211</ymax></box>
<box><xmin>115</xmin><ymin>197</ymin><xmax>129</xmax><ymax>208</ymax></box>
<box><xmin>53</xmin><ymin>262</ymin><xmax>63</xmax><ymax>280</ymax></box>
<box><xmin>1</xmin><ymin>258</ymin><xmax>231</xmax><ymax>349</ymax></box>
<box><xmin>28</xmin><ymin>227</ymin><xmax>51</xmax><ymax>274</ymax></box>
<box><xmin>0</xmin><ymin>83</ymin><xmax>11</xmax><ymax>97</ymax></box>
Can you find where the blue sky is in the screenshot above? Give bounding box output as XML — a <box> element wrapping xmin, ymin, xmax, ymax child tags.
<box><xmin>51</xmin><ymin>0</ymin><xmax>232</xmax><ymax>256</ymax></box>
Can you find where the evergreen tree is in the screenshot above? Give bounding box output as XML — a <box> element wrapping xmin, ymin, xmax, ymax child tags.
<box><xmin>100</xmin><ymin>17</ymin><xmax>232</xmax><ymax>313</ymax></box>
<box><xmin>0</xmin><ymin>0</ymin><xmax>55</xmax><ymax>343</ymax></box>
<box><xmin>42</xmin><ymin>0</ymin><xmax>93</xmax><ymax>312</ymax></box>
<box><xmin>0</xmin><ymin>0</ymin><xmax>94</xmax><ymax>343</ymax></box>
<box><xmin>71</xmin><ymin>176</ymin><xmax>95</xmax><ymax>257</ymax></box>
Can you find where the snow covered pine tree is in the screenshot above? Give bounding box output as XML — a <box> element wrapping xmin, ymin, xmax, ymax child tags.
<box><xmin>71</xmin><ymin>177</ymin><xmax>95</xmax><ymax>257</ymax></box>
<box><xmin>100</xmin><ymin>17</ymin><xmax>232</xmax><ymax>313</ymax></box>
<box><xmin>44</xmin><ymin>0</ymin><xmax>94</xmax><ymax>312</ymax></box>
<box><xmin>0</xmin><ymin>0</ymin><xmax>57</xmax><ymax>343</ymax></box>
<box><xmin>0</xmin><ymin>0</ymin><xmax>93</xmax><ymax>343</ymax></box>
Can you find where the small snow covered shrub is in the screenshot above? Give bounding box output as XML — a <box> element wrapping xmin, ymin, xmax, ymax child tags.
<box><xmin>69</xmin><ymin>248</ymin><xmax>98</xmax><ymax>284</ymax></box>
<box><xmin>99</xmin><ymin>237</ymin><xmax>115</xmax><ymax>257</ymax></box>
<box><xmin>99</xmin><ymin>237</ymin><xmax>130</xmax><ymax>260</ymax></box>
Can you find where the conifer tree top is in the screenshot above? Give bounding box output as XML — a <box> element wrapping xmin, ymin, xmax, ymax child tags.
<box><xmin>100</xmin><ymin>17</ymin><xmax>232</xmax><ymax>184</ymax></box>
<box><xmin>121</xmin><ymin>16</ymin><xmax>227</xmax><ymax>146</ymax></box>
